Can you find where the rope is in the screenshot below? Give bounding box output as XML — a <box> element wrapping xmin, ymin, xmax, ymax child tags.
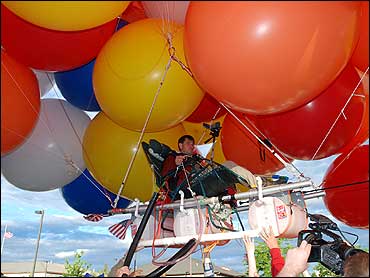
<box><xmin>311</xmin><ymin>67</ymin><xmax>369</xmax><ymax>160</ymax></box>
<box><xmin>302</xmin><ymin>179</ymin><xmax>369</xmax><ymax>194</ymax></box>
<box><xmin>219</xmin><ymin>102</ymin><xmax>306</xmax><ymax>180</ymax></box>
<box><xmin>113</xmin><ymin>56</ymin><xmax>173</xmax><ymax>208</ymax></box>
<box><xmin>46</xmin><ymin>74</ymin><xmax>116</xmax><ymax>207</ymax></box>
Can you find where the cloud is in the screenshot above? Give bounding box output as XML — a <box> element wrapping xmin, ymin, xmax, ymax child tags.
<box><xmin>55</xmin><ymin>249</ymin><xmax>90</xmax><ymax>259</ymax></box>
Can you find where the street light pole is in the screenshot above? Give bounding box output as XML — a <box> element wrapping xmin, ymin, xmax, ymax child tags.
<box><xmin>31</xmin><ymin>210</ymin><xmax>45</xmax><ymax>277</ymax></box>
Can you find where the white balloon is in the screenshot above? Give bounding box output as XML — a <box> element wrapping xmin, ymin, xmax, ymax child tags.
<box><xmin>1</xmin><ymin>99</ymin><xmax>90</xmax><ymax>191</ymax></box>
<box><xmin>32</xmin><ymin>69</ymin><xmax>55</xmax><ymax>97</ymax></box>
<box><xmin>142</xmin><ymin>1</ymin><xmax>189</xmax><ymax>25</ymax></box>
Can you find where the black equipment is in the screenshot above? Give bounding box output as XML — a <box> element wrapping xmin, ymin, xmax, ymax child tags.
<box><xmin>203</xmin><ymin>121</ymin><xmax>222</xmax><ymax>144</ymax></box>
<box><xmin>122</xmin><ymin>192</ymin><xmax>159</xmax><ymax>277</ymax></box>
<box><xmin>146</xmin><ymin>238</ymin><xmax>197</xmax><ymax>277</ymax></box>
<box><xmin>297</xmin><ymin>213</ymin><xmax>366</xmax><ymax>275</ymax></box>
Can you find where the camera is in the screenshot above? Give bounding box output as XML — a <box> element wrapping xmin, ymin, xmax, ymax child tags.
<box><xmin>203</xmin><ymin>122</ymin><xmax>222</xmax><ymax>143</ymax></box>
<box><xmin>297</xmin><ymin>214</ymin><xmax>366</xmax><ymax>275</ymax></box>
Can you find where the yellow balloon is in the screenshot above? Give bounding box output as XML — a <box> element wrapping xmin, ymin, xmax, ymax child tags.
<box><xmin>93</xmin><ymin>18</ymin><xmax>204</xmax><ymax>132</ymax></box>
<box><xmin>82</xmin><ymin>112</ymin><xmax>186</xmax><ymax>201</ymax></box>
<box><xmin>2</xmin><ymin>1</ymin><xmax>130</xmax><ymax>31</ymax></box>
<box><xmin>182</xmin><ymin>116</ymin><xmax>226</xmax><ymax>164</ymax></box>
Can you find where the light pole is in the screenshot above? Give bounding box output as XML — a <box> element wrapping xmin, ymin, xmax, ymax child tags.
<box><xmin>31</xmin><ymin>210</ymin><xmax>45</xmax><ymax>277</ymax></box>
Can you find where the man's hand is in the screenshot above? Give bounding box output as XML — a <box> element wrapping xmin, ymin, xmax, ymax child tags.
<box><xmin>276</xmin><ymin>240</ymin><xmax>312</xmax><ymax>277</ymax></box>
<box><xmin>116</xmin><ymin>266</ymin><xmax>130</xmax><ymax>277</ymax></box>
<box><xmin>175</xmin><ymin>155</ymin><xmax>186</xmax><ymax>166</ymax></box>
<box><xmin>259</xmin><ymin>226</ymin><xmax>279</xmax><ymax>249</ymax></box>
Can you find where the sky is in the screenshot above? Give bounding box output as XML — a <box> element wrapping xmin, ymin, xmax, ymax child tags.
<box><xmin>1</xmin><ymin>86</ymin><xmax>369</xmax><ymax>275</ymax></box>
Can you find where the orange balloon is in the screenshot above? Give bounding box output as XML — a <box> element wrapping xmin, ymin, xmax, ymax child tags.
<box><xmin>221</xmin><ymin>113</ymin><xmax>290</xmax><ymax>175</ymax></box>
<box><xmin>1</xmin><ymin>50</ymin><xmax>40</xmax><ymax>155</ymax></box>
<box><xmin>350</xmin><ymin>1</ymin><xmax>369</xmax><ymax>72</ymax></box>
<box><xmin>184</xmin><ymin>2</ymin><xmax>361</xmax><ymax>115</ymax></box>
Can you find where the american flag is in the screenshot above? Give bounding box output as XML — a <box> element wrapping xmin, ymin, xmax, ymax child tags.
<box><xmin>4</xmin><ymin>231</ymin><xmax>13</xmax><ymax>239</ymax></box>
<box><xmin>83</xmin><ymin>214</ymin><xmax>104</xmax><ymax>222</ymax></box>
<box><xmin>108</xmin><ymin>218</ymin><xmax>132</xmax><ymax>240</ymax></box>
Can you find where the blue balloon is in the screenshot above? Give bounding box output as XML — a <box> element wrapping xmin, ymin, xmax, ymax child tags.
<box><xmin>116</xmin><ymin>19</ymin><xmax>129</xmax><ymax>31</ymax></box>
<box><xmin>61</xmin><ymin>169</ymin><xmax>131</xmax><ymax>215</ymax></box>
<box><xmin>55</xmin><ymin>59</ymin><xmax>100</xmax><ymax>111</ymax></box>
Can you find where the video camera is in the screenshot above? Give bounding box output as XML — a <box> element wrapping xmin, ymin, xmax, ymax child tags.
<box><xmin>203</xmin><ymin>122</ymin><xmax>222</xmax><ymax>143</ymax></box>
<box><xmin>297</xmin><ymin>214</ymin><xmax>366</xmax><ymax>275</ymax></box>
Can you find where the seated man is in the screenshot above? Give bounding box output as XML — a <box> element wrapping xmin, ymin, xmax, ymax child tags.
<box><xmin>160</xmin><ymin>135</ymin><xmax>257</xmax><ymax>200</ymax></box>
<box><xmin>160</xmin><ymin>135</ymin><xmax>199</xmax><ymax>199</ymax></box>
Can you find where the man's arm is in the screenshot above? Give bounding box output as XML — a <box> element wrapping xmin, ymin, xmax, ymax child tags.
<box><xmin>276</xmin><ymin>240</ymin><xmax>311</xmax><ymax>277</ymax></box>
<box><xmin>161</xmin><ymin>154</ymin><xmax>177</xmax><ymax>178</ymax></box>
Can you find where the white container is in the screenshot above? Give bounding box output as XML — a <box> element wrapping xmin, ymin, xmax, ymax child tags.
<box><xmin>173</xmin><ymin>208</ymin><xmax>207</xmax><ymax>237</ymax></box>
<box><xmin>248</xmin><ymin>196</ymin><xmax>307</xmax><ymax>238</ymax></box>
<box><xmin>131</xmin><ymin>215</ymin><xmax>155</xmax><ymax>241</ymax></box>
<box><xmin>132</xmin><ymin>212</ymin><xmax>175</xmax><ymax>241</ymax></box>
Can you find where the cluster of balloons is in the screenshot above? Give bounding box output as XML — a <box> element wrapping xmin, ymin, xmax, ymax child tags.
<box><xmin>1</xmin><ymin>2</ymin><xmax>369</xmax><ymax>227</ymax></box>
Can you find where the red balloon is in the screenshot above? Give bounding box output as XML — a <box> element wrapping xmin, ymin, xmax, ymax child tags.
<box><xmin>252</xmin><ymin>64</ymin><xmax>367</xmax><ymax>160</ymax></box>
<box><xmin>338</xmin><ymin>72</ymin><xmax>369</xmax><ymax>155</ymax></box>
<box><xmin>1</xmin><ymin>50</ymin><xmax>40</xmax><ymax>155</ymax></box>
<box><xmin>184</xmin><ymin>2</ymin><xmax>361</xmax><ymax>115</ymax></box>
<box><xmin>186</xmin><ymin>93</ymin><xmax>226</xmax><ymax>123</ymax></box>
<box><xmin>350</xmin><ymin>1</ymin><xmax>369</xmax><ymax>72</ymax></box>
<box><xmin>1</xmin><ymin>5</ymin><xmax>117</xmax><ymax>71</ymax></box>
<box><xmin>221</xmin><ymin>113</ymin><xmax>290</xmax><ymax>175</ymax></box>
<box><xmin>120</xmin><ymin>1</ymin><xmax>147</xmax><ymax>23</ymax></box>
<box><xmin>322</xmin><ymin>144</ymin><xmax>369</xmax><ymax>229</ymax></box>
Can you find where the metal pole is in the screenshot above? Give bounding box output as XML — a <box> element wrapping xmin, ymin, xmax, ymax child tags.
<box><xmin>45</xmin><ymin>261</ymin><xmax>48</xmax><ymax>277</ymax></box>
<box><xmin>31</xmin><ymin>210</ymin><xmax>45</xmax><ymax>277</ymax></box>
<box><xmin>1</xmin><ymin>224</ymin><xmax>7</xmax><ymax>255</ymax></box>
<box><xmin>109</xmin><ymin>180</ymin><xmax>314</xmax><ymax>214</ymax></box>
<box><xmin>236</xmin><ymin>190</ymin><xmax>326</xmax><ymax>212</ymax></box>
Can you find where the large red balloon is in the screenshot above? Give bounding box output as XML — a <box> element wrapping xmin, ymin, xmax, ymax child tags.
<box><xmin>184</xmin><ymin>2</ymin><xmax>361</xmax><ymax>115</ymax></box>
<box><xmin>1</xmin><ymin>5</ymin><xmax>117</xmax><ymax>71</ymax></box>
<box><xmin>185</xmin><ymin>93</ymin><xmax>226</xmax><ymax>123</ymax></box>
<box><xmin>221</xmin><ymin>113</ymin><xmax>290</xmax><ymax>175</ymax></box>
<box><xmin>252</xmin><ymin>65</ymin><xmax>367</xmax><ymax>160</ymax></box>
<box><xmin>350</xmin><ymin>1</ymin><xmax>369</xmax><ymax>72</ymax></box>
<box><xmin>338</xmin><ymin>72</ymin><xmax>369</xmax><ymax>155</ymax></box>
<box><xmin>1</xmin><ymin>50</ymin><xmax>40</xmax><ymax>155</ymax></box>
<box><xmin>322</xmin><ymin>144</ymin><xmax>369</xmax><ymax>229</ymax></box>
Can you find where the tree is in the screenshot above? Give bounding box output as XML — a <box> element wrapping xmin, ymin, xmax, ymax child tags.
<box><xmin>311</xmin><ymin>263</ymin><xmax>338</xmax><ymax>277</ymax></box>
<box><xmin>63</xmin><ymin>251</ymin><xmax>92</xmax><ymax>277</ymax></box>
<box><xmin>97</xmin><ymin>264</ymin><xmax>109</xmax><ymax>277</ymax></box>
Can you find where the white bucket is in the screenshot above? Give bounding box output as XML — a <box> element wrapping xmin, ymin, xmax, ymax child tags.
<box><xmin>173</xmin><ymin>208</ymin><xmax>207</xmax><ymax>237</ymax></box>
<box><xmin>248</xmin><ymin>196</ymin><xmax>308</xmax><ymax>238</ymax></box>
<box><xmin>132</xmin><ymin>211</ymin><xmax>175</xmax><ymax>241</ymax></box>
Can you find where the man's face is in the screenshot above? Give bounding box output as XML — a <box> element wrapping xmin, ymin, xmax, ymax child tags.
<box><xmin>179</xmin><ymin>138</ymin><xmax>194</xmax><ymax>155</ymax></box>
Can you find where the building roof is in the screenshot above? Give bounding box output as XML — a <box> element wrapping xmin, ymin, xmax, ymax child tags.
<box><xmin>137</xmin><ymin>256</ymin><xmax>244</xmax><ymax>277</ymax></box>
<box><xmin>1</xmin><ymin>261</ymin><xmax>65</xmax><ymax>275</ymax></box>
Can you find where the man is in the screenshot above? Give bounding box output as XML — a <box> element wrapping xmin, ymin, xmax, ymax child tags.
<box><xmin>276</xmin><ymin>240</ymin><xmax>312</xmax><ymax>277</ymax></box>
<box><xmin>343</xmin><ymin>251</ymin><xmax>369</xmax><ymax>277</ymax></box>
<box><xmin>161</xmin><ymin>135</ymin><xmax>199</xmax><ymax>199</ymax></box>
<box><xmin>160</xmin><ymin>134</ymin><xmax>258</xmax><ymax>200</ymax></box>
